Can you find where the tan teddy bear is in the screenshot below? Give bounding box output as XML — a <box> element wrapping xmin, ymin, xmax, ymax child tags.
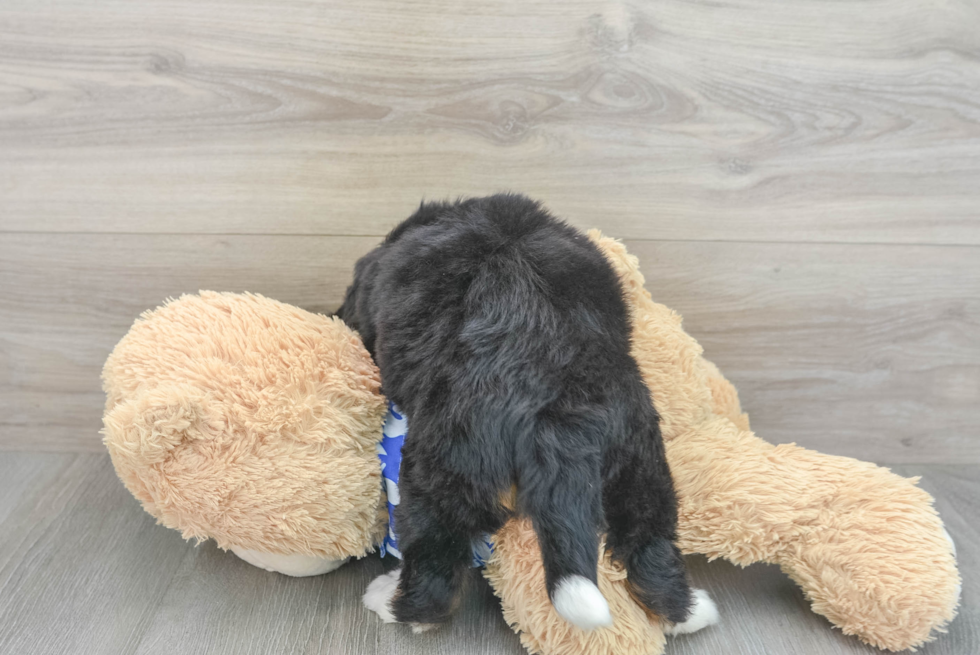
<box><xmin>102</xmin><ymin>291</ymin><xmax>389</xmax><ymax>575</ymax></box>
<box><xmin>102</xmin><ymin>233</ymin><xmax>960</xmax><ymax>655</ymax></box>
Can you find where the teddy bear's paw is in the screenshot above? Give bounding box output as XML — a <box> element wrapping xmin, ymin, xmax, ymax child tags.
<box><xmin>363</xmin><ymin>569</ymin><xmax>401</xmax><ymax>623</ymax></box>
<box><xmin>664</xmin><ymin>589</ymin><xmax>719</xmax><ymax>636</ymax></box>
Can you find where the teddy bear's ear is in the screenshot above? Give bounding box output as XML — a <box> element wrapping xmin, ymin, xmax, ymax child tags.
<box><xmin>102</xmin><ymin>382</ymin><xmax>219</xmax><ymax>530</ymax></box>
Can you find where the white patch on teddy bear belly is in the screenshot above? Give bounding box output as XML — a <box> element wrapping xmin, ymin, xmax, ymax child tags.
<box><xmin>230</xmin><ymin>547</ymin><xmax>348</xmax><ymax>577</ymax></box>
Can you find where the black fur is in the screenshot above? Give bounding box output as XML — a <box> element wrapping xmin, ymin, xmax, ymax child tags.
<box><xmin>337</xmin><ymin>194</ymin><xmax>692</xmax><ymax>626</ymax></box>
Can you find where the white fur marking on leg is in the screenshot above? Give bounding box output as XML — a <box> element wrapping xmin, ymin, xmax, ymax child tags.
<box><xmin>363</xmin><ymin>569</ymin><xmax>401</xmax><ymax>623</ymax></box>
<box><xmin>664</xmin><ymin>588</ymin><xmax>720</xmax><ymax>636</ymax></box>
<box><xmin>552</xmin><ymin>575</ymin><xmax>613</xmax><ymax>630</ymax></box>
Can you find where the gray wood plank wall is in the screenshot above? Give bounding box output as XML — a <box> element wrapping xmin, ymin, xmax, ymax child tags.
<box><xmin>2</xmin><ymin>2</ymin><xmax>978</xmax><ymax>655</ymax></box>
<box><xmin>2</xmin><ymin>0</ymin><xmax>979</xmax><ymax>465</ymax></box>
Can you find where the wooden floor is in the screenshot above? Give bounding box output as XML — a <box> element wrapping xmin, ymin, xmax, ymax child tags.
<box><xmin>0</xmin><ymin>453</ymin><xmax>974</xmax><ymax>655</ymax></box>
<box><xmin>1</xmin><ymin>0</ymin><xmax>978</xmax><ymax>653</ymax></box>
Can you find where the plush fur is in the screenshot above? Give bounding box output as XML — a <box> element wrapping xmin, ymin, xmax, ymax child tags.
<box><xmin>337</xmin><ymin>195</ymin><xmax>693</xmax><ymax>628</ymax></box>
<box><xmin>481</xmin><ymin>232</ymin><xmax>960</xmax><ymax>655</ymax></box>
<box><xmin>102</xmin><ymin>292</ymin><xmax>388</xmax><ymax>560</ymax></box>
<box><xmin>101</xmin><ymin>228</ymin><xmax>960</xmax><ymax>655</ymax></box>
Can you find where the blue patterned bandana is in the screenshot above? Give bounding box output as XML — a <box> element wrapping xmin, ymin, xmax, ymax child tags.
<box><xmin>376</xmin><ymin>402</ymin><xmax>495</xmax><ymax>567</ymax></box>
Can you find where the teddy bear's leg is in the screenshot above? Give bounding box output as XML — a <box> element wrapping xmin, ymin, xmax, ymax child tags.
<box><xmin>668</xmin><ymin>416</ymin><xmax>960</xmax><ymax>652</ymax></box>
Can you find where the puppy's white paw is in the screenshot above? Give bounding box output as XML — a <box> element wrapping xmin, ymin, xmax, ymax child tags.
<box><xmin>664</xmin><ymin>589</ymin><xmax>719</xmax><ymax>636</ymax></box>
<box><xmin>363</xmin><ymin>569</ymin><xmax>401</xmax><ymax>623</ymax></box>
<box><xmin>410</xmin><ymin>623</ymin><xmax>438</xmax><ymax>634</ymax></box>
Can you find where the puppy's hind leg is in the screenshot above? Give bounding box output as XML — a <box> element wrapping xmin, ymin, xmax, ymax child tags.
<box><xmin>604</xmin><ymin>434</ymin><xmax>719</xmax><ymax>634</ymax></box>
<box><xmin>363</xmin><ymin>463</ymin><xmax>474</xmax><ymax>630</ymax></box>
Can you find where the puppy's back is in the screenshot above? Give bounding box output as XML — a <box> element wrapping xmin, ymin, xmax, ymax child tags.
<box><xmin>342</xmin><ymin>194</ymin><xmax>658</xmax><ymax>629</ymax></box>
<box><xmin>370</xmin><ymin>194</ymin><xmax>635</xmax><ymax>407</ymax></box>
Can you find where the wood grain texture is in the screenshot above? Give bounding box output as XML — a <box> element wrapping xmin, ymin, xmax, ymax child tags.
<box><xmin>2</xmin><ymin>0</ymin><xmax>979</xmax><ymax>242</ymax></box>
<box><xmin>2</xmin><ymin>1</ymin><xmax>977</xmax><ymax>651</ymax></box>
<box><xmin>0</xmin><ymin>454</ymin><xmax>194</xmax><ymax>655</ymax></box>
<box><xmin>0</xmin><ymin>453</ymin><xmax>975</xmax><ymax>654</ymax></box>
<box><xmin>631</xmin><ymin>240</ymin><xmax>980</xmax><ymax>464</ymax></box>
<box><xmin>3</xmin><ymin>234</ymin><xmax>977</xmax><ymax>462</ymax></box>
<box><xmin>0</xmin><ymin>234</ymin><xmax>377</xmax><ymax>451</ymax></box>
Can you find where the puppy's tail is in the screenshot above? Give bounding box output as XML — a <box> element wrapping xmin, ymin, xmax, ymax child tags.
<box><xmin>516</xmin><ymin>431</ymin><xmax>612</xmax><ymax>631</ymax></box>
<box><xmin>550</xmin><ymin>572</ymin><xmax>613</xmax><ymax>631</ymax></box>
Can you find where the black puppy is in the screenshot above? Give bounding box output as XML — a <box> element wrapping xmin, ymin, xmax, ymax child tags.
<box><xmin>338</xmin><ymin>194</ymin><xmax>717</xmax><ymax>633</ymax></box>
